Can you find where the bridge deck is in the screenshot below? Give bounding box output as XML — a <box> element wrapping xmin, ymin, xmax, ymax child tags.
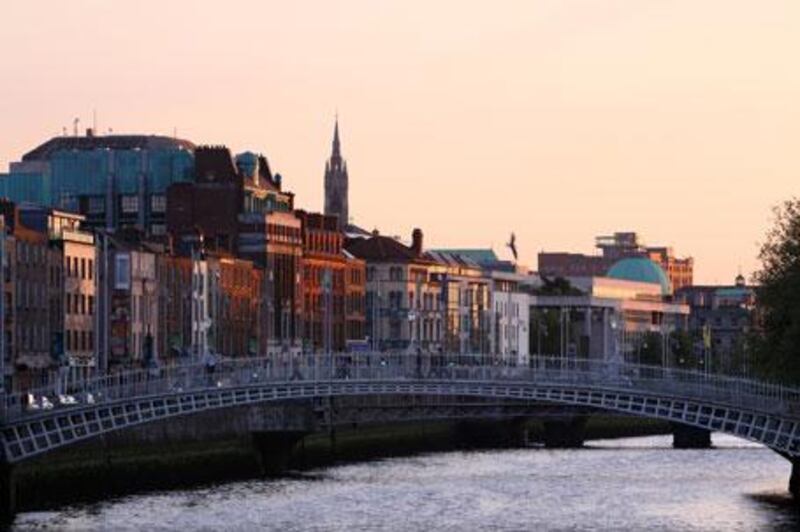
<box><xmin>2</xmin><ymin>355</ymin><xmax>800</xmax><ymax>463</ymax></box>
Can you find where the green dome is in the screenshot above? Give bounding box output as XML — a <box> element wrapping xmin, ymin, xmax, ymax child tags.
<box><xmin>607</xmin><ymin>257</ymin><xmax>672</xmax><ymax>295</ymax></box>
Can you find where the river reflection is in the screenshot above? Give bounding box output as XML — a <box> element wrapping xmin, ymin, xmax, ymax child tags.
<box><xmin>13</xmin><ymin>434</ymin><xmax>800</xmax><ymax>531</ymax></box>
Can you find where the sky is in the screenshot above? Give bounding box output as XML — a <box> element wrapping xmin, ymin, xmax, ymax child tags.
<box><xmin>1</xmin><ymin>0</ymin><xmax>799</xmax><ymax>284</ymax></box>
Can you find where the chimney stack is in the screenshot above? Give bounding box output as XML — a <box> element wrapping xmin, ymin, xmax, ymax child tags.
<box><xmin>411</xmin><ymin>228</ymin><xmax>423</xmax><ymax>256</ymax></box>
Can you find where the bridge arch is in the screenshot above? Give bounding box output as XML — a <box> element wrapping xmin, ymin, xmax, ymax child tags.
<box><xmin>3</xmin><ymin>377</ymin><xmax>798</xmax><ymax>464</ymax></box>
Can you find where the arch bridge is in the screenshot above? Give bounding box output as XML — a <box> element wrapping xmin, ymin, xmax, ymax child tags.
<box><xmin>2</xmin><ymin>354</ymin><xmax>800</xmax><ymax>466</ymax></box>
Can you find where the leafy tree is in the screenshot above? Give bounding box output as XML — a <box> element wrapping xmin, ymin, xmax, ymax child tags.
<box><xmin>534</xmin><ymin>276</ymin><xmax>583</xmax><ymax>296</ymax></box>
<box><xmin>529</xmin><ymin>308</ymin><xmax>562</xmax><ymax>355</ymax></box>
<box><xmin>670</xmin><ymin>330</ymin><xmax>696</xmax><ymax>369</ymax></box>
<box><xmin>638</xmin><ymin>332</ymin><xmax>664</xmax><ymax>366</ymax></box>
<box><xmin>752</xmin><ymin>198</ymin><xmax>800</xmax><ymax>384</ymax></box>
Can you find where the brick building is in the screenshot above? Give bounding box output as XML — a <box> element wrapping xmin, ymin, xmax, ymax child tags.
<box><xmin>207</xmin><ymin>253</ymin><xmax>264</xmax><ymax>358</ymax></box>
<box><xmin>0</xmin><ymin>203</ymin><xmax>55</xmax><ymax>390</ymax></box>
<box><xmin>167</xmin><ymin>146</ymin><xmax>302</xmax><ymax>354</ymax></box>
<box><xmin>0</xmin><ymin>201</ymin><xmax>97</xmax><ymax>390</ymax></box>
<box><xmin>296</xmin><ymin>210</ymin><xmax>365</xmax><ymax>352</ymax></box>
<box><xmin>17</xmin><ymin>205</ymin><xmax>97</xmax><ymax>374</ymax></box>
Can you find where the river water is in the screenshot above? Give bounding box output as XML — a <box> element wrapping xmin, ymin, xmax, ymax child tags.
<box><xmin>12</xmin><ymin>434</ymin><xmax>800</xmax><ymax>531</ymax></box>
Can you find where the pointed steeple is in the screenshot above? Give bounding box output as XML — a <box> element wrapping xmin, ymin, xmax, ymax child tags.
<box><xmin>332</xmin><ymin>116</ymin><xmax>341</xmax><ymax>158</ymax></box>
<box><xmin>324</xmin><ymin>115</ymin><xmax>349</xmax><ymax>229</ymax></box>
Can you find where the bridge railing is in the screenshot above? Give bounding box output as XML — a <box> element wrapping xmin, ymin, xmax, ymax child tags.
<box><xmin>4</xmin><ymin>354</ymin><xmax>800</xmax><ymax>422</ymax></box>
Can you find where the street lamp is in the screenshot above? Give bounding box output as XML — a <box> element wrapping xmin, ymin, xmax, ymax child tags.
<box><xmin>0</xmin><ymin>215</ymin><xmax>6</xmax><ymax>396</ymax></box>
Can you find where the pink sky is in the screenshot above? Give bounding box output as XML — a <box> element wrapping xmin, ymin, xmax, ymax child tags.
<box><xmin>2</xmin><ymin>0</ymin><xmax>799</xmax><ymax>283</ymax></box>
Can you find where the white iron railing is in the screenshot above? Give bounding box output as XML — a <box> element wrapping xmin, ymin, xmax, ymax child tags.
<box><xmin>4</xmin><ymin>354</ymin><xmax>800</xmax><ymax>422</ymax></box>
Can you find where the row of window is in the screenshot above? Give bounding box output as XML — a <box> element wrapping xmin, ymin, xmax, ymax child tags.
<box><xmin>304</xmin><ymin>266</ymin><xmax>345</xmax><ymax>289</ymax></box>
<box><xmin>17</xmin><ymin>324</ymin><xmax>47</xmax><ymax>352</ymax></box>
<box><xmin>90</xmin><ymin>195</ymin><xmax>167</xmax><ymax>215</ymax></box>
<box><xmin>306</xmin><ymin>231</ymin><xmax>341</xmax><ymax>255</ymax></box>
<box><xmin>16</xmin><ymin>280</ymin><xmax>48</xmax><ymax>309</ymax></box>
<box><xmin>16</xmin><ymin>241</ymin><xmax>48</xmax><ymax>266</ymax></box>
<box><xmin>366</xmin><ymin>291</ymin><xmax>443</xmax><ymax>311</ymax></box>
<box><xmin>267</xmin><ymin>223</ymin><xmax>301</xmax><ymax>242</ymax></box>
<box><xmin>66</xmin><ymin>293</ymin><xmax>94</xmax><ymax>315</ymax></box>
<box><xmin>65</xmin><ymin>329</ymin><xmax>93</xmax><ymax>352</ymax></box>
<box><xmin>366</xmin><ymin>267</ymin><xmax>428</xmax><ymax>283</ymax></box>
<box><xmin>65</xmin><ymin>256</ymin><xmax>94</xmax><ymax>280</ymax></box>
<box><xmin>495</xmin><ymin>301</ymin><xmax>521</xmax><ymax>318</ymax></box>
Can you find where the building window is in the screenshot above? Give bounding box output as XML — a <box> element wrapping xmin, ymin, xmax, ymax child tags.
<box><xmin>88</xmin><ymin>196</ymin><xmax>105</xmax><ymax>214</ymax></box>
<box><xmin>121</xmin><ymin>195</ymin><xmax>139</xmax><ymax>213</ymax></box>
<box><xmin>150</xmin><ymin>224</ymin><xmax>166</xmax><ymax>236</ymax></box>
<box><xmin>150</xmin><ymin>195</ymin><xmax>167</xmax><ymax>213</ymax></box>
<box><xmin>115</xmin><ymin>254</ymin><xmax>131</xmax><ymax>289</ymax></box>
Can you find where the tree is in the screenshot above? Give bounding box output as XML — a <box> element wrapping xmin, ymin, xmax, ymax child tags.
<box><xmin>752</xmin><ymin>198</ymin><xmax>800</xmax><ymax>384</ymax></box>
<box><xmin>535</xmin><ymin>276</ymin><xmax>582</xmax><ymax>296</ymax></box>
<box><xmin>670</xmin><ymin>330</ymin><xmax>696</xmax><ymax>369</ymax></box>
<box><xmin>638</xmin><ymin>332</ymin><xmax>664</xmax><ymax>366</ymax></box>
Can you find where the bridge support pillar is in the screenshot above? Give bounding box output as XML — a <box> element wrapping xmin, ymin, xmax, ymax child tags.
<box><xmin>789</xmin><ymin>460</ymin><xmax>800</xmax><ymax>500</ymax></box>
<box><xmin>543</xmin><ymin>418</ymin><xmax>586</xmax><ymax>448</ymax></box>
<box><xmin>455</xmin><ymin>419</ymin><xmax>529</xmax><ymax>448</ymax></box>
<box><xmin>251</xmin><ymin>432</ymin><xmax>307</xmax><ymax>476</ymax></box>
<box><xmin>671</xmin><ymin>423</ymin><xmax>711</xmax><ymax>449</ymax></box>
<box><xmin>0</xmin><ymin>462</ymin><xmax>15</xmax><ymax>523</ymax></box>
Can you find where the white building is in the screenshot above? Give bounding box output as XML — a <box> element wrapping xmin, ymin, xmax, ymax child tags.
<box><xmin>191</xmin><ymin>252</ymin><xmax>212</xmax><ymax>360</ymax></box>
<box><xmin>530</xmin><ymin>258</ymin><xmax>689</xmax><ymax>364</ymax></box>
<box><xmin>489</xmin><ymin>270</ymin><xmax>530</xmax><ymax>366</ymax></box>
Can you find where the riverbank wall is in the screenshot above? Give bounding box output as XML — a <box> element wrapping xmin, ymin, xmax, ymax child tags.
<box><xmin>9</xmin><ymin>407</ymin><xmax>671</xmax><ymax>514</ymax></box>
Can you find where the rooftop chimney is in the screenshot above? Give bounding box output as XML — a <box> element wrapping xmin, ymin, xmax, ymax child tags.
<box><xmin>411</xmin><ymin>228</ymin><xmax>423</xmax><ymax>256</ymax></box>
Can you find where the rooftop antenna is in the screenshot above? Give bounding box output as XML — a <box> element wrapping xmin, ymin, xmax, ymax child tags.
<box><xmin>62</xmin><ymin>126</ymin><xmax>67</xmax><ymax>137</ymax></box>
<box><xmin>73</xmin><ymin>117</ymin><xmax>80</xmax><ymax>137</ymax></box>
<box><xmin>93</xmin><ymin>108</ymin><xmax>97</xmax><ymax>133</ymax></box>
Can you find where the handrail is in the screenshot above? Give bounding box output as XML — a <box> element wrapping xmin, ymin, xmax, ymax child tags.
<box><xmin>3</xmin><ymin>354</ymin><xmax>800</xmax><ymax>423</ymax></box>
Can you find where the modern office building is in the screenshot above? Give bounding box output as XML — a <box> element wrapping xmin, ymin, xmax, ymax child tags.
<box><xmin>0</xmin><ymin>132</ymin><xmax>195</xmax><ymax>235</ymax></box>
<box><xmin>530</xmin><ymin>257</ymin><xmax>689</xmax><ymax>364</ymax></box>
<box><xmin>538</xmin><ymin>231</ymin><xmax>694</xmax><ymax>291</ymax></box>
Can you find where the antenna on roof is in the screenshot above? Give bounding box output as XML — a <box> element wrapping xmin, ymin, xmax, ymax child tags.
<box><xmin>93</xmin><ymin>108</ymin><xmax>97</xmax><ymax>133</ymax></box>
<box><xmin>73</xmin><ymin>117</ymin><xmax>80</xmax><ymax>137</ymax></box>
<box><xmin>62</xmin><ymin>126</ymin><xmax>67</xmax><ymax>137</ymax></box>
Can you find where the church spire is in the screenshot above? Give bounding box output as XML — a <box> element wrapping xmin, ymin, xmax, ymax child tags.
<box><xmin>324</xmin><ymin>115</ymin><xmax>349</xmax><ymax>229</ymax></box>
<box><xmin>332</xmin><ymin>116</ymin><xmax>341</xmax><ymax>158</ymax></box>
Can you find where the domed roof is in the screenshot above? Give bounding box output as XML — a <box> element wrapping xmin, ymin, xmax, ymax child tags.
<box><xmin>607</xmin><ymin>257</ymin><xmax>672</xmax><ymax>295</ymax></box>
<box><xmin>235</xmin><ymin>151</ymin><xmax>259</xmax><ymax>178</ymax></box>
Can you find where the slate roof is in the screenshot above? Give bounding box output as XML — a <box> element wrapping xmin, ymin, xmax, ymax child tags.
<box><xmin>345</xmin><ymin>234</ymin><xmax>434</xmax><ymax>264</ymax></box>
<box><xmin>23</xmin><ymin>135</ymin><xmax>195</xmax><ymax>161</ymax></box>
